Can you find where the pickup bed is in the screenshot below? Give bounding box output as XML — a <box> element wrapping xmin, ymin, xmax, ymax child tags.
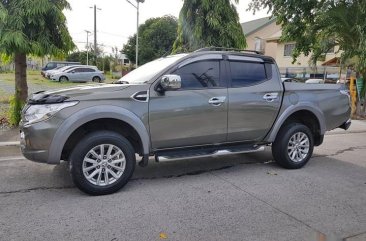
<box><xmin>20</xmin><ymin>48</ymin><xmax>351</xmax><ymax>195</ymax></box>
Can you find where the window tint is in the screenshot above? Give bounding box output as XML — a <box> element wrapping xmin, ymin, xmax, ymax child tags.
<box><xmin>46</xmin><ymin>63</ymin><xmax>56</xmax><ymax>68</ymax></box>
<box><xmin>69</xmin><ymin>68</ymin><xmax>81</xmax><ymax>73</ymax></box>
<box><xmin>84</xmin><ymin>68</ymin><xmax>96</xmax><ymax>72</ymax></box>
<box><xmin>230</xmin><ymin>61</ymin><xmax>267</xmax><ymax>87</ymax></box>
<box><xmin>173</xmin><ymin>61</ymin><xmax>220</xmax><ymax>89</ymax></box>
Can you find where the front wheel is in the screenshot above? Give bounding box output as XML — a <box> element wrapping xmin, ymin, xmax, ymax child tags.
<box><xmin>272</xmin><ymin>123</ymin><xmax>314</xmax><ymax>169</ymax></box>
<box><xmin>59</xmin><ymin>76</ymin><xmax>69</xmax><ymax>82</ymax></box>
<box><xmin>69</xmin><ymin>131</ymin><xmax>136</xmax><ymax>195</ymax></box>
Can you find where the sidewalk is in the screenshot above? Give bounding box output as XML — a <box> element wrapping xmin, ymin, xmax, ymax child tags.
<box><xmin>0</xmin><ymin>127</ymin><xmax>20</xmax><ymax>146</ymax></box>
<box><xmin>1</xmin><ymin>120</ymin><xmax>365</xmax><ymax>146</ymax></box>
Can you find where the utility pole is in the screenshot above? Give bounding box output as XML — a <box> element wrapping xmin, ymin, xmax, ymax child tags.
<box><xmin>136</xmin><ymin>1</ymin><xmax>140</xmax><ymax>68</ymax></box>
<box><xmin>126</xmin><ymin>0</ymin><xmax>145</xmax><ymax>68</ymax></box>
<box><xmin>93</xmin><ymin>5</ymin><xmax>97</xmax><ymax>64</ymax></box>
<box><xmin>85</xmin><ymin>30</ymin><xmax>91</xmax><ymax>65</ymax></box>
<box><xmin>90</xmin><ymin>5</ymin><xmax>101</xmax><ymax>65</ymax></box>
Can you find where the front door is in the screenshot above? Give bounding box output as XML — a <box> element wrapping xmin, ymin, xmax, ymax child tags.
<box><xmin>149</xmin><ymin>58</ymin><xmax>228</xmax><ymax>149</ymax></box>
<box><xmin>227</xmin><ymin>56</ymin><xmax>283</xmax><ymax>142</ymax></box>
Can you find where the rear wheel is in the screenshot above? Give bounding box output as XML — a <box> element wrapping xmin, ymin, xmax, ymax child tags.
<box><xmin>59</xmin><ymin>76</ymin><xmax>68</xmax><ymax>82</ymax></box>
<box><xmin>92</xmin><ymin>76</ymin><xmax>102</xmax><ymax>83</ymax></box>
<box><xmin>69</xmin><ymin>131</ymin><xmax>136</xmax><ymax>195</ymax></box>
<box><xmin>272</xmin><ymin>123</ymin><xmax>314</xmax><ymax>169</ymax></box>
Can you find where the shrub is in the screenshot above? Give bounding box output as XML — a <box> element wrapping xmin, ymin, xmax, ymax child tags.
<box><xmin>8</xmin><ymin>95</ymin><xmax>24</xmax><ymax>126</ymax></box>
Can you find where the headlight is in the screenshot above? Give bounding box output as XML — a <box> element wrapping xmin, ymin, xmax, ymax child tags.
<box><xmin>23</xmin><ymin>101</ymin><xmax>78</xmax><ymax>125</ymax></box>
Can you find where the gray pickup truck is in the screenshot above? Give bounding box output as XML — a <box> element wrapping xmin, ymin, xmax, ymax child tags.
<box><xmin>20</xmin><ymin>48</ymin><xmax>351</xmax><ymax>195</ymax></box>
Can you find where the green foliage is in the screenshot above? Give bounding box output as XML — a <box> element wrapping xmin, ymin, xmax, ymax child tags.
<box><xmin>7</xmin><ymin>95</ymin><xmax>24</xmax><ymax>126</ymax></box>
<box><xmin>123</xmin><ymin>35</ymin><xmax>137</xmax><ymax>64</ymax></box>
<box><xmin>0</xmin><ymin>0</ymin><xmax>75</xmax><ymax>126</ymax></box>
<box><xmin>173</xmin><ymin>0</ymin><xmax>246</xmax><ymax>53</ymax></box>
<box><xmin>123</xmin><ymin>15</ymin><xmax>178</xmax><ymax>65</ymax></box>
<box><xmin>248</xmin><ymin>0</ymin><xmax>366</xmax><ymax>76</ymax></box>
<box><xmin>0</xmin><ymin>0</ymin><xmax>75</xmax><ymax>56</ymax></box>
<box><xmin>66</xmin><ymin>51</ymin><xmax>96</xmax><ymax>65</ymax></box>
<box><xmin>66</xmin><ymin>51</ymin><xmax>112</xmax><ymax>72</ymax></box>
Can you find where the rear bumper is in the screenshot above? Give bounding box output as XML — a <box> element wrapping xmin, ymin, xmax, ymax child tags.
<box><xmin>339</xmin><ymin>119</ymin><xmax>351</xmax><ymax>130</ymax></box>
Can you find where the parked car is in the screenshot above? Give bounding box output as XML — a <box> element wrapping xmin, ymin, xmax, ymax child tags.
<box><xmin>50</xmin><ymin>66</ymin><xmax>105</xmax><ymax>83</ymax></box>
<box><xmin>41</xmin><ymin>61</ymin><xmax>80</xmax><ymax>77</ymax></box>
<box><xmin>20</xmin><ymin>48</ymin><xmax>351</xmax><ymax>195</ymax></box>
<box><xmin>45</xmin><ymin>65</ymin><xmax>98</xmax><ymax>79</ymax></box>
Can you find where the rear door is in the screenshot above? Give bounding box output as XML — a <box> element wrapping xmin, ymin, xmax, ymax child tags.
<box><xmin>149</xmin><ymin>55</ymin><xmax>228</xmax><ymax>149</ymax></box>
<box><xmin>83</xmin><ymin>68</ymin><xmax>96</xmax><ymax>82</ymax></box>
<box><xmin>227</xmin><ymin>55</ymin><xmax>283</xmax><ymax>142</ymax></box>
<box><xmin>68</xmin><ymin>68</ymin><xmax>83</xmax><ymax>82</ymax></box>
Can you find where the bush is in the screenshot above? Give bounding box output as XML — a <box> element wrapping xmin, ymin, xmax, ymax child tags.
<box><xmin>8</xmin><ymin>95</ymin><xmax>24</xmax><ymax>126</ymax></box>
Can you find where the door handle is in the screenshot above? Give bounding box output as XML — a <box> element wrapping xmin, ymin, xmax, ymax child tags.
<box><xmin>208</xmin><ymin>96</ymin><xmax>226</xmax><ymax>106</ymax></box>
<box><xmin>263</xmin><ymin>92</ymin><xmax>279</xmax><ymax>102</ymax></box>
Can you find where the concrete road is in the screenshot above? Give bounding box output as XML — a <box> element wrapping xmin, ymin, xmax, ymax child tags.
<box><xmin>0</xmin><ymin>132</ymin><xmax>366</xmax><ymax>241</ymax></box>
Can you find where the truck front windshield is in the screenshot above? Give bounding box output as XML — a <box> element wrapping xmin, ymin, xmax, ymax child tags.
<box><xmin>117</xmin><ymin>54</ymin><xmax>188</xmax><ymax>84</ymax></box>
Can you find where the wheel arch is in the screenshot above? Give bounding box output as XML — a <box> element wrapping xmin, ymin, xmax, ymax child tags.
<box><xmin>59</xmin><ymin>75</ymin><xmax>68</xmax><ymax>81</ymax></box>
<box><xmin>48</xmin><ymin>106</ymin><xmax>150</xmax><ymax>164</ymax></box>
<box><xmin>92</xmin><ymin>76</ymin><xmax>101</xmax><ymax>82</ymax></box>
<box><xmin>266</xmin><ymin>104</ymin><xmax>326</xmax><ymax>145</ymax></box>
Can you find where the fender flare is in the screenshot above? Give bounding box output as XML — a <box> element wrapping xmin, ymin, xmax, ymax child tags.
<box><xmin>265</xmin><ymin>103</ymin><xmax>326</xmax><ymax>143</ymax></box>
<box><xmin>47</xmin><ymin>105</ymin><xmax>150</xmax><ymax>164</ymax></box>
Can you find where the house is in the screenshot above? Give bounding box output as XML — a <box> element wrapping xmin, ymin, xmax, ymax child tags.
<box><xmin>241</xmin><ymin>17</ymin><xmax>342</xmax><ymax>79</ymax></box>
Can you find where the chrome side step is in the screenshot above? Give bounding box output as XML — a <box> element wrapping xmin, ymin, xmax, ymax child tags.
<box><xmin>155</xmin><ymin>146</ymin><xmax>265</xmax><ymax>162</ymax></box>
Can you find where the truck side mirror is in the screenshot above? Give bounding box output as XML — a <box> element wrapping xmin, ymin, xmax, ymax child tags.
<box><xmin>160</xmin><ymin>75</ymin><xmax>182</xmax><ymax>91</ymax></box>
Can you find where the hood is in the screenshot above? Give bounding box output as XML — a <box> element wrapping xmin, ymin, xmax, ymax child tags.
<box><xmin>28</xmin><ymin>84</ymin><xmax>132</xmax><ymax>104</ymax></box>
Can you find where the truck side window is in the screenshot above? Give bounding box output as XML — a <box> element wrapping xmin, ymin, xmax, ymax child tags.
<box><xmin>173</xmin><ymin>60</ymin><xmax>220</xmax><ymax>89</ymax></box>
<box><xmin>230</xmin><ymin>61</ymin><xmax>267</xmax><ymax>87</ymax></box>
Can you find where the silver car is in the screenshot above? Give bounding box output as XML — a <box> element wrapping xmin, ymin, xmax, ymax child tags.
<box><xmin>50</xmin><ymin>66</ymin><xmax>105</xmax><ymax>83</ymax></box>
<box><xmin>45</xmin><ymin>65</ymin><xmax>95</xmax><ymax>79</ymax></box>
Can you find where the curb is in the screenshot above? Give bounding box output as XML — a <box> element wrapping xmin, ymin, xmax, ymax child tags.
<box><xmin>0</xmin><ymin>141</ymin><xmax>20</xmax><ymax>147</ymax></box>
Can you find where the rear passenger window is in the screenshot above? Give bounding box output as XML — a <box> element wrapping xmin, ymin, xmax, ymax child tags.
<box><xmin>85</xmin><ymin>68</ymin><xmax>95</xmax><ymax>72</ymax></box>
<box><xmin>70</xmin><ymin>68</ymin><xmax>81</xmax><ymax>73</ymax></box>
<box><xmin>173</xmin><ymin>61</ymin><xmax>220</xmax><ymax>89</ymax></box>
<box><xmin>230</xmin><ymin>61</ymin><xmax>267</xmax><ymax>87</ymax></box>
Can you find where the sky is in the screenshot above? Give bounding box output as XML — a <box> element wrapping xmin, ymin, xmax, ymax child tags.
<box><xmin>63</xmin><ymin>0</ymin><xmax>269</xmax><ymax>54</ymax></box>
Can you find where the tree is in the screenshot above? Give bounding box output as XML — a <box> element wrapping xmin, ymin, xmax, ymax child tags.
<box><xmin>67</xmin><ymin>51</ymin><xmax>96</xmax><ymax>65</ymax></box>
<box><xmin>172</xmin><ymin>0</ymin><xmax>246</xmax><ymax>53</ymax></box>
<box><xmin>0</xmin><ymin>0</ymin><xmax>75</xmax><ymax>125</ymax></box>
<box><xmin>248</xmin><ymin>0</ymin><xmax>366</xmax><ymax>78</ymax></box>
<box><xmin>123</xmin><ymin>15</ymin><xmax>178</xmax><ymax>65</ymax></box>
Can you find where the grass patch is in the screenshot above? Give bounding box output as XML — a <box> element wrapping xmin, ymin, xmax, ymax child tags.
<box><xmin>0</xmin><ymin>89</ymin><xmax>10</xmax><ymax>104</ymax></box>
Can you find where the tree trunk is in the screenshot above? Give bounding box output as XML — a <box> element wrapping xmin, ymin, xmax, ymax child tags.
<box><xmin>14</xmin><ymin>53</ymin><xmax>28</xmax><ymax>103</ymax></box>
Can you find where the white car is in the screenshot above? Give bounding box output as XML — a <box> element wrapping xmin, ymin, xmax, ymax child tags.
<box><xmin>45</xmin><ymin>65</ymin><xmax>81</xmax><ymax>79</ymax></box>
<box><xmin>50</xmin><ymin>66</ymin><xmax>105</xmax><ymax>83</ymax></box>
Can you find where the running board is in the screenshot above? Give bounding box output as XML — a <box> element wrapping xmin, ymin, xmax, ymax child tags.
<box><xmin>155</xmin><ymin>145</ymin><xmax>265</xmax><ymax>162</ymax></box>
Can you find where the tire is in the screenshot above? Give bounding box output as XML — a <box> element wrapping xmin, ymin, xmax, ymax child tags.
<box><xmin>272</xmin><ymin>123</ymin><xmax>314</xmax><ymax>169</ymax></box>
<box><xmin>59</xmin><ymin>76</ymin><xmax>68</xmax><ymax>82</ymax></box>
<box><xmin>69</xmin><ymin>131</ymin><xmax>136</xmax><ymax>195</ymax></box>
<box><xmin>92</xmin><ymin>76</ymin><xmax>102</xmax><ymax>83</ymax></box>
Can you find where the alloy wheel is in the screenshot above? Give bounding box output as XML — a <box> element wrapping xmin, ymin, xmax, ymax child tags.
<box><xmin>82</xmin><ymin>144</ymin><xmax>126</xmax><ymax>186</ymax></box>
<box><xmin>287</xmin><ymin>132</ymin><xmax>310</xmax><ymax>163</ymax></box>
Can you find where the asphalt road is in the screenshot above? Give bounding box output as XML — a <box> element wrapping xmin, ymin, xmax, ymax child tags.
<box><xmin>0</xmin><ymin>132</ymin><xmax>366</xmax><ymax>241</ymax></box>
